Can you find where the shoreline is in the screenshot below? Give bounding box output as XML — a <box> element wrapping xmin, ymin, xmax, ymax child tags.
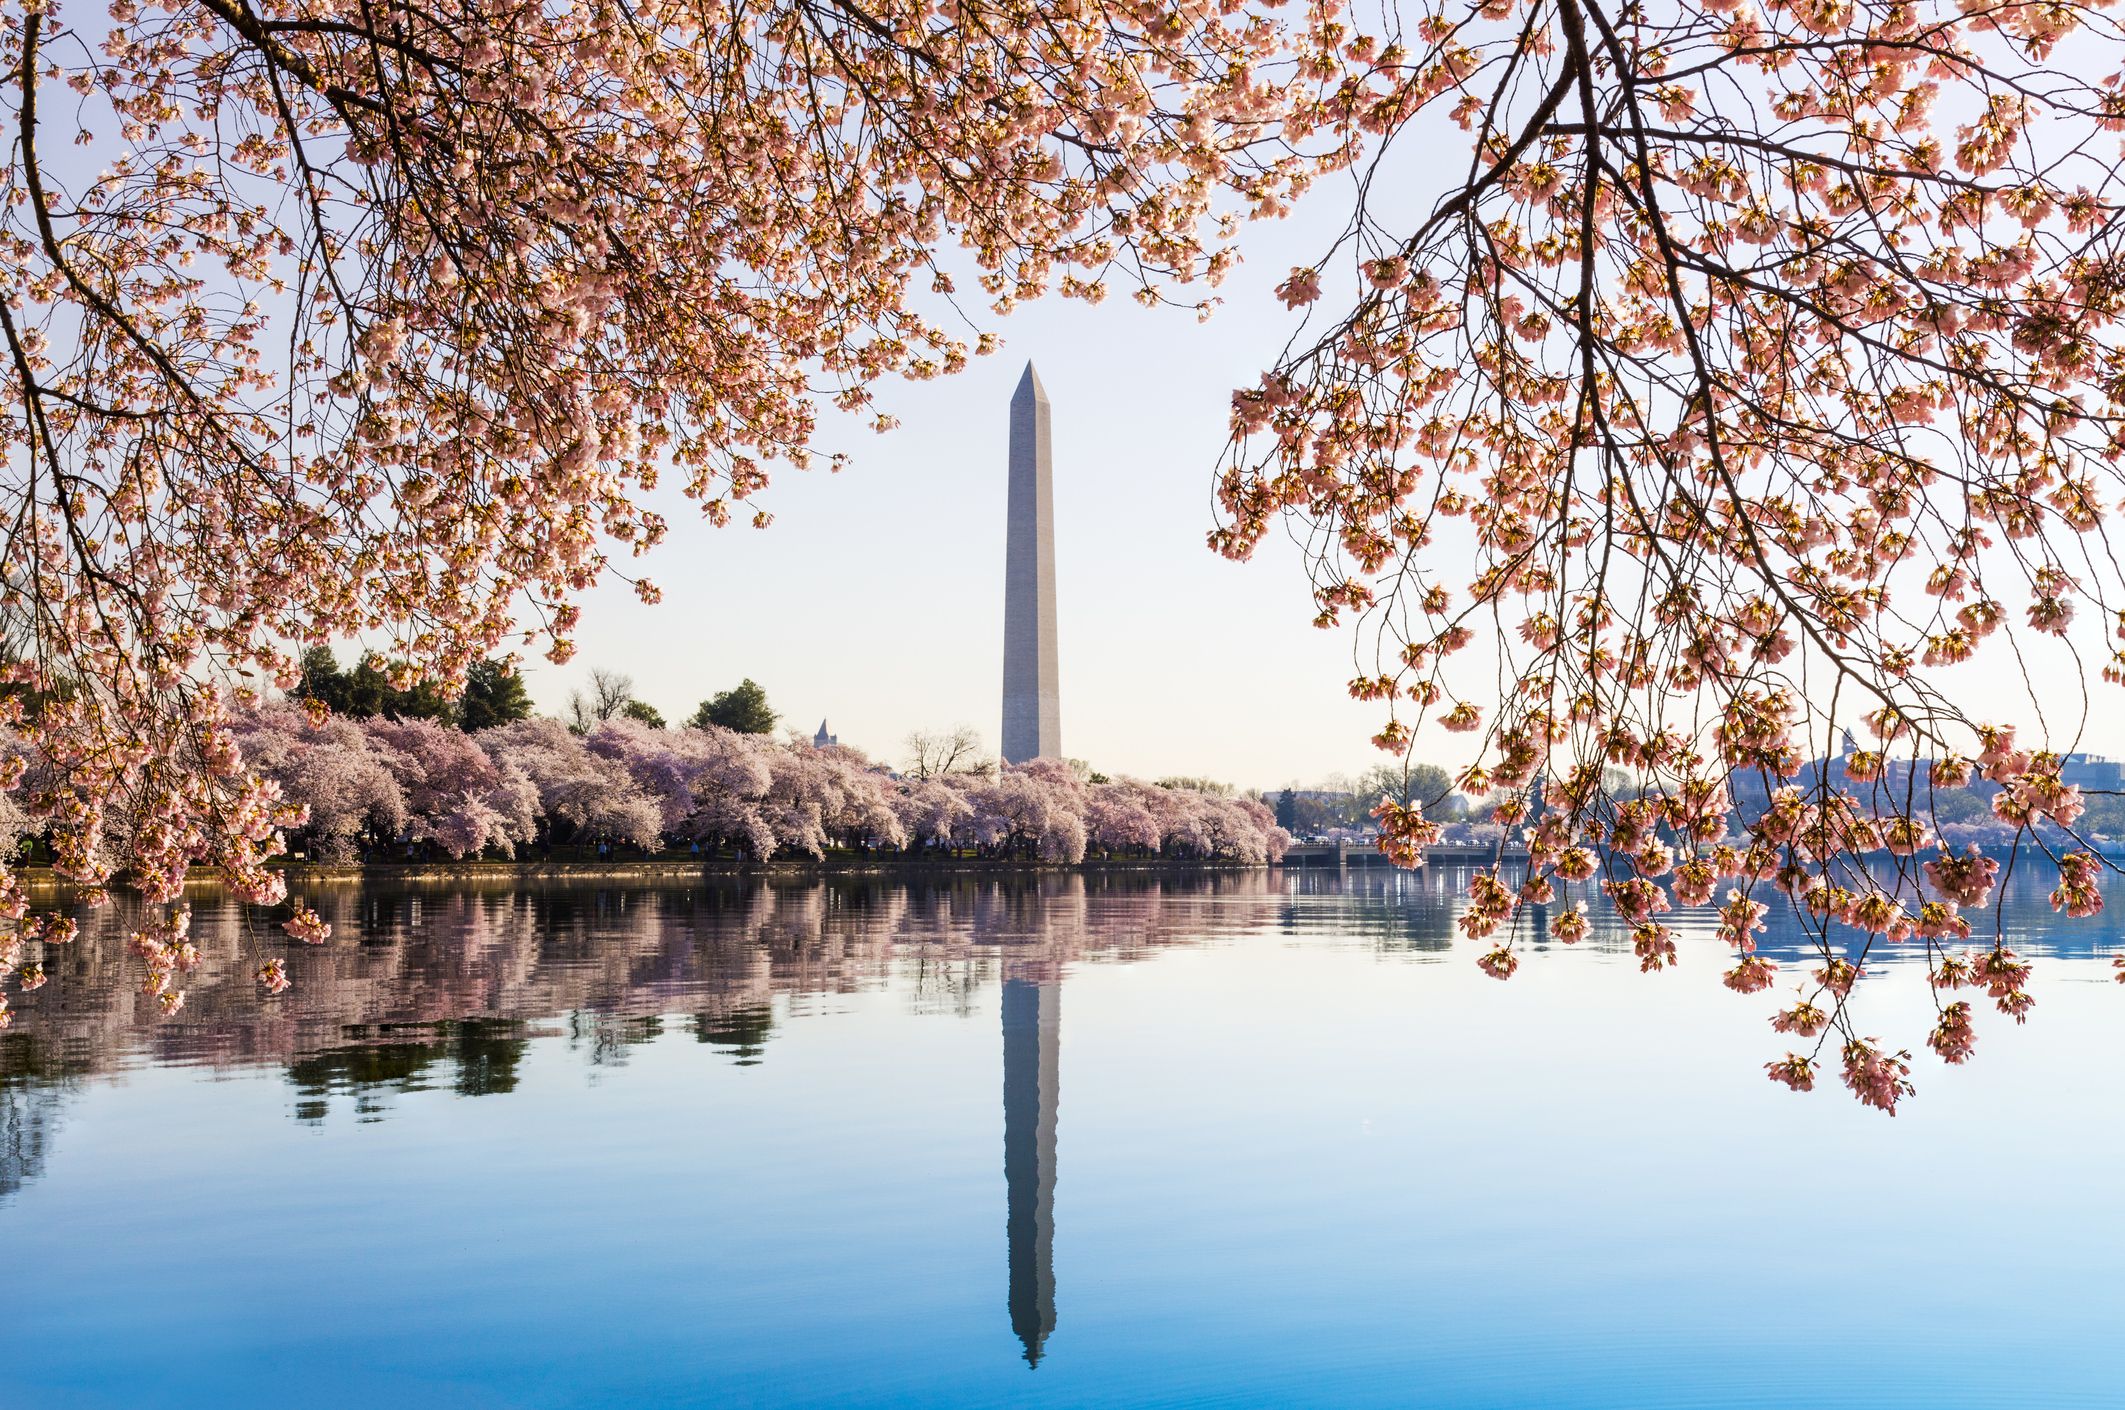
<box><xmin>13</xmin><ymin>838</ymin><xmax>2091</xmax><ymax>894</ymax></box>
<box><xmin>15</xmin><ymin>855</ymin><xmax>1282</xmax><ymax>892</ymax></box>
<box><xmin>275</xmin><ymin>856</ymin><xmax>1277</xmax><ymax>884</ymax></box>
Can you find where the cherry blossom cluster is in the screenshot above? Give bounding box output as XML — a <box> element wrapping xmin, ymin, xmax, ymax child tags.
<box><xmin>0</xmin><ymin>708</ymin><xmax>1290</xmax><ymax>1009</ymax></box>
<box><xmin>217</xmin><ymin>710</ymin><xmax>1293</xmax><ymax>869</ymax></box>
<box><xmin>1217</xmin><ymin>0</ymin><xmax>2125</xmax><ymax>1110</ymax></box>
<box><xmin>0</xmin><ymin>0</ymin><xmax>1342</xmax><ymax>1029</ymax></box>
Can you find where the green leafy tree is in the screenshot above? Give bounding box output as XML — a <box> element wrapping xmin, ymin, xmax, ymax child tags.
<box><xmin>621</xmin><ymin>699</ymin><xmax>667</xmax><ymax>729</ymax></box>
<box><xmin>1928</xmin><ymin>788</ymin><xmax>1993</xmax><ymax>826</ymax></box>
<box><xmin>690</xmin><ymin>679</ymin><xmax>777</xmax><ymax>735</ymax></box>
<box><xmin>2079</xmin><ymin>795</ymin><xmax>2125</xmax><ymax>838</ymax></box>
<box><xmin>458</xmin><ymin>660</ymin><xmax>535</xmax><ymax>731</ymax></box>
<box><xmin>1274</xmin><ymin>788</ymin><xmax>1298</xmax><ymax>831</ymax></box>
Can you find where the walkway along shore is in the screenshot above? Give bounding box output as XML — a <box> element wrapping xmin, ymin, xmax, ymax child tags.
<box><xmin>17</xmin><ymin>854</ymin><xmax>1294</xmax><ymax>893</ymax></box>
<box><xmin>265</xmin><ymin>843</ymin><xmax>1529</xmax><ymax>883</ymax></box>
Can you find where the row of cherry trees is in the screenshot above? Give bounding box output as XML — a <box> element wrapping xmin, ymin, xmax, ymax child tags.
<box><xmin>225</xmin><ymin>707</ymin><xmax>1290</xmax><ymax>867</ymax></box>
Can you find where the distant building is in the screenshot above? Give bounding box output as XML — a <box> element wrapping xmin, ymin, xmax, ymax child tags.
<box><xmin>814</xmin><ymin>720</ymin><xmax>838</xmax><ymax>748</ymax></box>
<box><xmin>1725</xmin><ymin>745</ymin><xmax>2121</xmax><ymax>821</ymax></box>
<box><xmin>2061</xmin><ymin>752</ymin><xmax>2124</xmax><ymax>791</ymax></box>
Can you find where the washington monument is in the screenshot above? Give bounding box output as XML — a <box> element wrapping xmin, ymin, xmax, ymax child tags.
<box><xmin>1002</xmin><ymin>363</ymin><xmax>1061</xmax><ymax>764</ymax></box>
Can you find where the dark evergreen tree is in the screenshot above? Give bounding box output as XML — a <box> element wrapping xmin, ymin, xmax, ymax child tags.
<box><xmin>459</xmin><ymin>659</ymin><xmax>534</xmax><ymax>731</ymax></box>
<box><xmin>689</xmin><ymin>679</ymin><xmax>777</xmax><ymax>734</ymax></box>
<box><xmin>295</xmin><ymin>645</ymin><xmax>351</xmax><ymax>715</ymax></box>
<box><xmin>295</xmin><ymin>645</ymin><xmax>457</xmax><ymax>723</ymax></box>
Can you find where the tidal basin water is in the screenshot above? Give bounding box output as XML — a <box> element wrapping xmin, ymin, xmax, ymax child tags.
<box><xmin>5</xmin><ymin>869</ymin><xmax>2124</xmax><ymax>1409</ymax></box>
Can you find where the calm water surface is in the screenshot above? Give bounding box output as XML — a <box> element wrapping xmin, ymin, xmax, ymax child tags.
<box><xmin>4</xmin><ymin>869</ymin><xmax>2123</xmax><ymax>1408</ymax></box>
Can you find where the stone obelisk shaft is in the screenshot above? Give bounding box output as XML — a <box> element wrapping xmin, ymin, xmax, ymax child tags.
<box><xmin>1002</xmin><ymin>363</ymin><xmax>1061</xmax><ymax>764</ymax></box>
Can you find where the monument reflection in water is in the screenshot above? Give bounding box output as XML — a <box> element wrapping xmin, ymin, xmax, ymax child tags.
<box><xmin>7</xmin><ymin>867</ymin><xmax>2125</xmax><ymax>1409</ymax></box>
<box><xmin>1002</xmin><ymin>976</ymin><xmax>1060</xmax><ymax>1365</ymax></box>
<box><xmin>2</xmin><ymin>870</ymin><xmax>1310</xmax><ymax>1366</ymax></box>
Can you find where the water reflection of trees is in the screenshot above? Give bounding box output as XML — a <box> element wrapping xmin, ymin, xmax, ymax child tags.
<box><xmin>1279</xmin><ymin>867</ymin><xmax>1466</xmax><ymax>955</ymax></box>
<box><xmin>0</xmin><ymin>1032</ymin><xmax>92</xmax><ymax>1199</ymax></box>
<box><xmin>1</xmin><ymin>1086</ymin><xmax>65</xmax><ymax>1200</ymax></box>
<box><xmin>694</xmin><ymin>1007</ymin><xmax>774</xmax><ymax>1065</ymax></box>
<box><xmin>284</xmin><ymin>1018</ymin><xmax>533</xmax><ymax>1123</ymax></box>
<box><xmin>1311</xmin><ymin>859</ymin><xmax>2125</xmax><ymax>968</ymax></box>
<box><xmin>1568</xmin><ymin>863</ymin><xmax>2125</xmax><ymax>965</ymax></box>
<box><xmin>7</xmin><ymin>864</ymin><xmax>2115</xmax><ymax>1196</ymax></box>
<box><xmin>1</xmin><ymin>872</ymin><xmax>1290</xmax><ymax>1137</ymax></box>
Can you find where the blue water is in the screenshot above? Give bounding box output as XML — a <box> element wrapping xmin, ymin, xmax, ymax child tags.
<box><xmin>3</xmin><ymin>870</ymin><xmax>2121</xmax><ymax>1408</ymax></box>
